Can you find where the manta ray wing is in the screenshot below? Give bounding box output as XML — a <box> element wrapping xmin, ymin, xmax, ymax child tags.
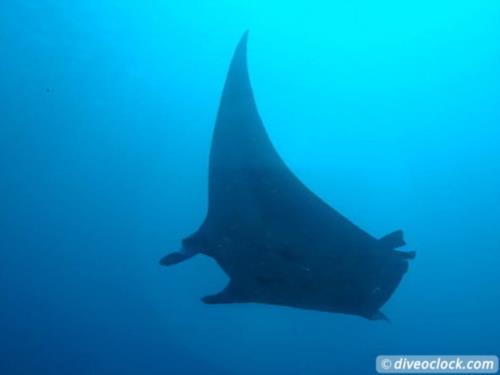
<box><xmin>203</xmin><ymin>32</ymin><xmax>374</xmax><ymax>251</ymax></box>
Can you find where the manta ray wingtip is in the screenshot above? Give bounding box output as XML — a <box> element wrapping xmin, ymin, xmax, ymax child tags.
<box><xmin>236</xmin><ymin>30</ymin><xmax>249</xmax><ymax>51</ymax></box>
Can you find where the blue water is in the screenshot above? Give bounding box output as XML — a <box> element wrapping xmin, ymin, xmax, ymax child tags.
<box><xmin>1</xmin><ymin>1</ymin><xmax>499</xmax><ymax>374</ymax></box>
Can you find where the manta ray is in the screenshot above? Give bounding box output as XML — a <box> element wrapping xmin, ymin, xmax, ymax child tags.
<box><xmin>161</xmin><ymin>32</ymin><xmax>415</xmax><ymax>321</ymax></box>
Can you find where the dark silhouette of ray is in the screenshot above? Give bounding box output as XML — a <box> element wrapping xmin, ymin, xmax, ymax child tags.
<box><xmin>161</xmin><ymin>32</ymin><xmax>415</xmax><ymax>320</ymax></box>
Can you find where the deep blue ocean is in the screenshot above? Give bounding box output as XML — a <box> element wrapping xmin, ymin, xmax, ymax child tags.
<box><xmin>1</xmin><ymin>1</ymin><xmax>499</xmax><ymax>374</ymax></box>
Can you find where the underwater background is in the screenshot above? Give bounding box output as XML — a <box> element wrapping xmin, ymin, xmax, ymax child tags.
<box><xmin>1</xmin><ymin>1</ymin><xmax>499</xmax><ymax>374</ymax></box>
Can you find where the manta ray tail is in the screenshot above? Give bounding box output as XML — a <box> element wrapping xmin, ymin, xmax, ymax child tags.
<box><xmin>159</xmin><ymin>250</ymin><xmax>195</xmax><ymax>266</ymax></box>
<box><xmin>160</xmin><ymin>233</ymin><xmax>205</xmax><ymax>266</ymax></box>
